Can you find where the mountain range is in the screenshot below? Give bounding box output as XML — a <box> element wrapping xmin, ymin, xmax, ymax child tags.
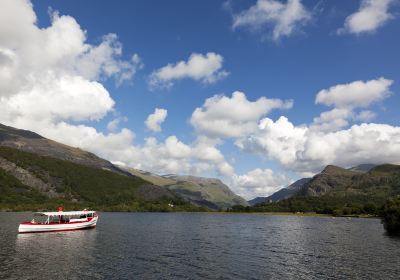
<box><xmin>0</xmin><ymin>123</ymin><xmax>246</xmax><ymax>211</ymax></box>
<box><xmin>2</xmin><ymin>123</ymin><xmax>398</xmax><ymax>214</ymax></box>
<box><xmin>244</xmin><ymin>163</ymin><xmax>400</xmax><ymax>215</ymax></box>
<box><xmin>248</xmin><ymin>164</ymin><xmax>380</xmax><ymax>206</ymax></box>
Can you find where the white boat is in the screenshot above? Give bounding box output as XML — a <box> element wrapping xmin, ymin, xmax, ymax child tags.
<box><xmin>18</xmin><ymin>208</ymin><xmax>98</xmax><ymax>233</ymax></box>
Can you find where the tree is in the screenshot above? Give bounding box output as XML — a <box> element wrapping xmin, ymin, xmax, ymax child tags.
<box><xmin>381</xmin><ymin>197</ymin><xmax>400</xmax><ymax>236</ymax></box>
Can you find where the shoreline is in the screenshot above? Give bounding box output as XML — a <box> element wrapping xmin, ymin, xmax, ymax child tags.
<box><xmin>0</xmin><ymin>210</ymin><xmax>380</xmax><ymax>219</ymax></box>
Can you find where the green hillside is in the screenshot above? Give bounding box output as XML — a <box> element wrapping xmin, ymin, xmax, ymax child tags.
<box><xmin>119</xmin><ymin>166</ymin><xmax>248</xmax><ymax>210</ymax></box>
<box><xmin>231</xmin><ymin>164</ymin><xmax>400</xmax><ymax>215</ymax></box>
<box><xmin>0</xmin><ymin>146</ymin><xmax>202</xmax><ymax>212</ymax></box>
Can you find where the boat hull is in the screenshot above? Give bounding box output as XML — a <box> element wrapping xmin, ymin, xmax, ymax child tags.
<box><xmin>18</xmin><ymin>216</ymin><xmax>98</xmax><ymax>233</ymax></box>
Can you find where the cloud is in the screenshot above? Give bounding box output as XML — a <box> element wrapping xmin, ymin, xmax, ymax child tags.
<box><xmin>315</xmin><ymin>78</ymin><xmax>393</xmax><ymax>109</ymax></box>
<box><xmin>0</xmin><ymin>0</ymin><xmax>145</xmax><ymax>170</ymax></box>
<box><xmin>0</xmin><ymin>1</ymin><xmax>159</xmax><ymax>173</ymax></box>
<box><xmin>311</xmin><ymin>78</ymin><xmax>393</xmax><ymax>132</ymax></box>
<box><xmin>0</xmin><ymin>0</ymin><xmax>240</xmax><ymax>192</ymax></box>
<box><xmin>0</xmin><ymin>75</ymin><xmax>114</xmax><ymax>124</ymax></box>
<box><xmin>355</xmin><ymin>110</ymin><xmax>377</xmax><ymax>122</ymax></box>
<box><xmin>237</xmin><ymin>116</ymin><xmax>308</xmax><ymax>167</ymax></box>
<box><xmin>107</xmin><ymin>115</ymin><xmax>128</xmax><ymax>131</ymax></box>
<box><xmin>191</xmin><ymin>91</ymin><xmax>293</xmax><ymax>138</ymax></box>
<box><xmin>217</xmin><ymin>162</ymin><xmax>235</xmax><ymax>177</ymax></box>
<box><xmin>238</xmin><ymin>116</ymin><xmax>400</xmax><ymax>175</ymax></box>
<box><xmin>104</xmin><ymin>135</ymin><xmax>231</xmax><ymax>176</ymax></box>
<box><xmin>231</xmin><ymin>168</ymin><xmax>291</xmax><ymax>199</ymax></box>
<box><xmin>148</xmin><ymin>52</ymin><xmax>228</xmax><ymax>89</ymax></box>
<box><xmin>0</xmin><ymin>1</ymin><xmax>142</xmax><ymax>99</ymax></box>
<box><xmin>339</xmin><ymin>0</ymin><xmax>395</xmax><ymax>34</ymax></box>
<box><xmin>311</xmin><ymin>108</ymin><xmax>352</xmax><ymax>132</ymax></box>
<box><xmin>145</xmin><ymin>108</ymin><xmax>168</xmax><ymax>132</ymax></box>
<box><xmin>232</xmin><ymin>0</ymin><xmax>311</xmax><ymax>41</ymax></box>
<box><xmin>236</xmin><ymin>78</ymin><xmax>398</xmax><ymax>174</ymax></box>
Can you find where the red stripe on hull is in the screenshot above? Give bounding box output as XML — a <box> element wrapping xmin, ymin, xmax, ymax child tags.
<box><xmin>18</xmin><ymin>225</ymin><xmax>96</xmax><ymax>234</ymax></box>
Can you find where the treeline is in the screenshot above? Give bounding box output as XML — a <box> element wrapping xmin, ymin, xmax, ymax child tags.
<box><xmin>0</xmin><ymin>197</ymin><xmax>207</xmax><ymax>212</ymax></box>
<box><xmin>228</xmin><ymin>195</ymin><xmax>390</xmax><ymax>216</ymax></box>
<box><xmin>229</xmin><ymin>195</ymin><xmax>400</xmax><ymax>236</ymax></box>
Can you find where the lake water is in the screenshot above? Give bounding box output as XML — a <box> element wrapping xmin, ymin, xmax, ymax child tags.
<box><xmin>0</xmin><ymin>212</ymin><xmax>399</xmax><ymax>279</ymax></box>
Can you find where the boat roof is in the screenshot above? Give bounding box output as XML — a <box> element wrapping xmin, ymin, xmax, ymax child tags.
<box><xmin>34</xmin><ymin>210</ymin><xmax>96</xmax><ymax>216</ymax></box>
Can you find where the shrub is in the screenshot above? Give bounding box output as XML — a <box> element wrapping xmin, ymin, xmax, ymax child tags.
<box><xmin>381</xmin><ymin>197</ymin><xmax>400</xmax><ymax>235</ymax></box>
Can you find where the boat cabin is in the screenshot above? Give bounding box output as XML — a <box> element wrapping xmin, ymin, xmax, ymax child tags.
<box><xmin>29</xmin><ymin>210</ymin><xmax>97</xmax><ymax>225</ymax></box>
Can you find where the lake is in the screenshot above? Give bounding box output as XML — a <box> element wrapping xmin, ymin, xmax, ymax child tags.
<box><xmin>0</xmin><ymin>212</ymin><xmax>399</xmax><ymax>279</ymax></box>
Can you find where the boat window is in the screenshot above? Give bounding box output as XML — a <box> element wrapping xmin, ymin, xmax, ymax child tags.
<box><xmin>49</xmin><ymin>216</ymin><xmax>61</xmax><ymax>223</ymax></box>
<box><xmin>32</xmin><ymin>215</ymin><xmax>47</xmax><ymax>224</ymax></box>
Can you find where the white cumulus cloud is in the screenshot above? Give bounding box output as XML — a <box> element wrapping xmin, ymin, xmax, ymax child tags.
<box><xmin>232</xmin><ymin>0</ymin><xmax>311</xmax><ymax>41</ymax></box>
<box><xmin>315</xmin><ymin>78</ymin><xmax>393</xmax><ymax>109</ymax></box>
<box><xmin>312</xmin><ymin>78</ymin><xmax>393</xmax><ymax>132</ymax></box>
<box><xmin>191</xmin><ymin>91</ymin><xmax>293</xmax><ymax>139</ymax></box>
<box><xmin>238</xmin><ymin>117</ymin><xmax>400</xmax><ymax>175</ymax></box>
<box><xmin>237</xmin><ymin>78</ymin><xmax>398</xmax><ymax>174</ymax></box>
<box><xmin>339</xmin><ymin>0</ymin><xmax>395</xmax><ymax>34</ymax></box>
<box><xmin>148</xmin><ymin>52</ymin><xmax>228</xmax><ymax>89</ymax></box>
<box><xmin>231</xmin><ymin>168</ymin><xmax>291</xmax><ymax>199</ymax></box>
<box><xmin>145</xmin><ymin>108</ymin><xmax>168</xmax><ymax>132</ymax></box>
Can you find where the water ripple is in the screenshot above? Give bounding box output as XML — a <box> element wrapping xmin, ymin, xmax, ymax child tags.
<box><xmin>1</xmin><ymin>213</ymin><xmax>400</xmax><ymax>279</ymax></box>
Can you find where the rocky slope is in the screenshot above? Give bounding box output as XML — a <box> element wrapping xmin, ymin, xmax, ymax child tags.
<box><xmin>249</xmin><ymin>164</ymin><xmax>381</xmax><ymax>205</ymax></box>
<box><xmin>0</xmin><ymin>123</ymin><xmax>126</xmax><ymax>175</ymax></box>
<box><xmin>0</xmin><ymin>146</ymin><xmax>187</xmax><ymax>211</ymax></box>
<box><xmin>0</xmin><ymin>124</ymin><xmax>202</xmax><ymax>211</ymax></box>
<box><xmin>243</xmin><ymin>163</ymin><xmax>400</xmax><ymax>214</ymax></box>
<box><xmin>0</xmin><ymin>123</ymin><xmax>244</xmax><ymax>211</ymax></box>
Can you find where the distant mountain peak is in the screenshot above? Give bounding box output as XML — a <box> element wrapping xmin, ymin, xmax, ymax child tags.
<box><xmin>320</xmin><ymin>165</ymin><xmax>356</xmax><ymax>176</ymax></box>
<box><xmin>248</xmin><ymin>177</ymin><xmax>311</xmax><ymax>205</ymax></box>
<box><xmin>122</xmin><ymin>169</ymin><xmax>248</xmax><ymax>210</ymax></box>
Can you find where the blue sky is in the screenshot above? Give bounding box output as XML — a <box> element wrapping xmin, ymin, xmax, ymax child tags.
<box><xmin>1</xmin><ymin>0</ymin><xmax>399</xmax><ymax>198</ymax></box>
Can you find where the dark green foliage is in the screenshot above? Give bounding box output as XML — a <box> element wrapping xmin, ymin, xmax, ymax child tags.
<box><xmin>0</xmin><ymin>169</ymin><xmax>47</xmax><ymax>205</ymax></box>
<box><xmin>229</xmin><ymin>195</ymin><xmax>385</xmax><ymax>216</ymax></box>
<box><xmin>0</xmin><ymin>146</ymin><xmax>204</xmax><ymax>212</ymax></box>
<box><xmin>381</xmin><ymin>196</ymin><xmax>400</xmax><ymax>235</ymax></box>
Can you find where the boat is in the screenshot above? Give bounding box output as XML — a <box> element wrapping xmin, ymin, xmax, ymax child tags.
<box><xmin>18</xmin><ymin>208</ymin><xmax>98</xmax><ymax>233</ymax></box>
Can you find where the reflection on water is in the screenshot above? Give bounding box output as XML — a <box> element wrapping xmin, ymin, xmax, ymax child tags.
<box><xmin>8</xmin><ymin>226</ymin><xmax>98</xmax><ymax>279</ymax></box>
<box><xmin>1</xmin><ymin>212</ymin><xmax>400</xmax><ymax>280</ymax></box>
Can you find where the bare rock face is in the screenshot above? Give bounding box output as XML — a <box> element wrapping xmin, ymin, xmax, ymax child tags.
<box><xmin>0</xmin><ymin>156</ymin><xmax>62</xmax><ymax>198</ymax></box>
<box><xmin>301</xmin><ymin>166</ymin><xmax>360</xmax><ymax>196</ymax></box>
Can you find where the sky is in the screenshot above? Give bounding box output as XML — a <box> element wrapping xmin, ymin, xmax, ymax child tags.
<box><xmin>0</xmin><ymin>0</ymin><xmax>399</xmax><ymax>199</ymax></box>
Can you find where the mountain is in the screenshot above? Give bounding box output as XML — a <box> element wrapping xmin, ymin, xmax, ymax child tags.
<box><xmin>248</xmin><ymin>178</ymin><xmax>311</xmax><ymax>206</ymax></box>
<box><xmin>119</xmin><ymin>166</ymin><xmax>248</xmax><ymax>210</ymax></box>
<box><xmin>164</xmin><ymin>175</ymin><xmax>249</xmax><ymax>210</ymax></box>
<box><xmin>249</xmin><ymin>164</ymin><xmax>380</xmax><ymax>206</ymax></box>
<box><xmin>0</xmin><ymin>124</ymin><xmax>201</xmax><ymax>212</ymax></box>
<box><xmin>298</xmin><ymin>165</ymin><xmax>359</xmax><ymax>196</ymax></box>
<box><xmin>0</xmin><ymin>123</ymin><xmax>126</xmax><ymax>175</ymax></box>
<box><xmin>239</xmin><ymin>163</ymin><xmax>400</xmax><ymax>215</ymax></box>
